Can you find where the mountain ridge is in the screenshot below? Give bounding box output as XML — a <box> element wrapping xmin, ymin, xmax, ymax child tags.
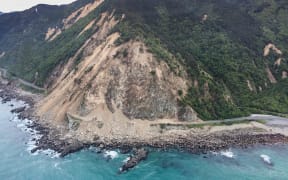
<box><xmin>0</xmin><ymin>0</ymin><xmax>287</xmax><ymax>121</ymax></box>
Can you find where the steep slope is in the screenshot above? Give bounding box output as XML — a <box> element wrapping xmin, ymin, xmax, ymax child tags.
<box><xmin>0</xmin><ymin>0</ymin><xmax>288</xmax><ymax>121</ymax></box>
<box><xmin>36</xmin><ymin>10</ymin><xmax>197</xmax><ymax>140</ymax></box>
<box><xmin>110</xmin><ymin>0</ymin><xmax>288</xmax><ymax>119</ymax></box>
<box><xmin>0</xmin><ymin>0</ymin><xmax>98</xmax><ymax>85</ymax></box>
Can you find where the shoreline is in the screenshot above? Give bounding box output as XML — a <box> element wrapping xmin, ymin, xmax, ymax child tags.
<box><xmin>1</xmin><ymin>82</ymin><xmax>288</xmax><ymax>171</ymax></box>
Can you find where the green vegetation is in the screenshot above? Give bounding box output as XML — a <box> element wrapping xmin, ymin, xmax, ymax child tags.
<box><xmin>0</xmin><ymin>0</ymin><xmax>287</xmax><ymax>120</ymax></box>
<box><xmin>0</xmin><ymin>0</ymin><xmax>103</xmax><ymax>86</ymax></box>
<box><xmin>110</xmin><ymin>0</ymin><xmax>288</xmax><ymax>120</ymax></box>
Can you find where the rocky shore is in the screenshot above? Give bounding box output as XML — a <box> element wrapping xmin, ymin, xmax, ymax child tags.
<box><xmin>120</xmin><ymin>148</ymin><xmax>149</xmax><ymax>172</ymax></box>
<box><xmin>0</xmin><ymin>83</ymin><xmax>35</xmax><ymax>106</ymax></box>
<box><xmin>2</xmin><ymin>81</ymin><xmax>288</xmax><ymax>172</ymax></box>
<box><xmin>27</xmin><ymin>124</ymin><xmax>288</xmax><ymax>172</ymax></box>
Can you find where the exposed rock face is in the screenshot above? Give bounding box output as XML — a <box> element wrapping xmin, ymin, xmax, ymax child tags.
<box><xmin>247</xmin><ymin>80</ymin><xmax>254</xmax><ymax>92</ymax></box>
<box><xmin>120</xmin><ymin>148</ymin><xmax>148</xmax><ymax>172</ymax></box>
<box><xmin>78</xmin><ymin>19</ymin><xmax>96</xmax><ymax>37</ymax></box>
<box><xmin>282</xmin><ymin>71</ymin><xmax>287</xmax><ymax>79</ymax></box>
<box><xmin>45</xmin><ymin>27</ymin><xmax>62</xmax><ymax>41</ymax></box>
<box><xmin>62</xmin><ymin>0</ymin><xmax>104</xmax><ymax>30</ymax></box>
<box><xmin>201</xmin><ymin>14</ymin><xmax>208</xmax><ymax>22</ymax></box>
<box><xmin>266</xmin><ymin>68</ymin><xmax>277</xmax><ymax>84</ymax></box>
<box><xmin>274</xmin><ymin>58</ymin><xmax>282</xmax><ymax>66</ymax></box>
<box><xmin>38</xmin><ymin>35</ymin><xmax>196</xmax><ymax>122</ymax></box>
<box><xmin>45</xmin><ymin>0</ymin><xmax>104</xmax><ymax>41</ymax></box>
<box><xmin>37</xmin><ymin>11</ymin><xmax>198</xmax><ymax>142</ymax></box>
<box><xmin>102</xmin><ymin>49</ymin><xmax>193</xmax><ymax>121</ymax></box>
<box><xmin>0</xmin><ymin>52</ymin><xmax>5</xmax><ymax>58</ymax></box>
<box><xmin>177</xmin><ymin>104</ymin><xmax>197</xmax><ymax>121</ymax></box>
<box><xmin>263</xmin><ymin>43</ymin><xmax>282</xmax><ymax>57</ymax></box>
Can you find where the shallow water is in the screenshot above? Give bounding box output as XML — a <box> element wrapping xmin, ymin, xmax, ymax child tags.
<box><xmin>1</xmin><ymin>100</ymin><xmax>288</xmax><ymax>180</ymax></box>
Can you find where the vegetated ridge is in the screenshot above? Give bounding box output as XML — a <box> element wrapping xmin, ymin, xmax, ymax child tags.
<box><xmin>0</xmin><ymin>0</ymin><xmax>287</xmax><ymax>122</ymax></box>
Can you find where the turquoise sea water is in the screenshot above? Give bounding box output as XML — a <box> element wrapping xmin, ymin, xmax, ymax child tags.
<box><xmin>1</xmin><ymin>100</ymin><xmax>288</xmax><ymax>180</ymax></box>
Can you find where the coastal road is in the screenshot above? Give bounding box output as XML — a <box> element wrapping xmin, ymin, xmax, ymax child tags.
<box><xmin>202</xmin><ymin>114</ymin><xmax>288</xmax><ymax>127</ymax></box>
<box><xmin>153</xmin><ymin>114</ymin><xmax>288</xmax><ymax>128</ymax></box>
<box><xmin>247</xmin><ymin>114</ymin><xmax>288</xmax><ymax>127</ymax></box>
<box><xmin>18</xmin><ymin>79</ymin><xmax>46</xmax><ymax>92</ymax></box>
<box><xmin>0</xmin><ymin>68</ymin><xmax>46</xmax><ymax>92</ymax></box>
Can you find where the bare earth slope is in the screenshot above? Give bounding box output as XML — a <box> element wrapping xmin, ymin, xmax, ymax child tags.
<box><xmin>36</xmin><ymin>11</ymin><xmax>198</xmax><ymax>142</ymax></box>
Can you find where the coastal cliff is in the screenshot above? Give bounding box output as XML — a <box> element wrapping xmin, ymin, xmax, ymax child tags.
<box><xmin>0</xmin><ymin>0</ymin><xmax>287</xmax><ymax>121</ymax></box>
<box><xmin>0</xmin><ymin>0</ymin><xmax>288</xmax><ymax>163</ymax></box>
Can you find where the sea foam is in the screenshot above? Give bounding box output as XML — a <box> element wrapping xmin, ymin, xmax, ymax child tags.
<box><xmin>260</xmin><ymin>154</ymin><xmax>272</xmax><ymax>165</ymax></box>
<box><xmin>104</xmin><ymin>151</ymin><xmax>119</xmax><ymax>159</ymax></box>
<box><xmin>220</xmin><ymin>149</ymin><xmax>235</xmax><ymax>158</ymax></box>
<box><xmin>123</xmin><ymin>157</ymin><xmax>131</xmax><ymax>163</ymax></box>
<box><xmin>10</xmin><ymin>105</ymin><xmax>59</xmax><ymax>158</ymax></box>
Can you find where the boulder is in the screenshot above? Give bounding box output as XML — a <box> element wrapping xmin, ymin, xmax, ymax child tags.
<box><xmin>11</xmin><ymin>106</ymin><xmax>26</xmax><ymax>113</ymax></box>
<box><xmin>120</xmin><ymin>148</ymin><xmax>148</xmax><ymax>172</ymax></box>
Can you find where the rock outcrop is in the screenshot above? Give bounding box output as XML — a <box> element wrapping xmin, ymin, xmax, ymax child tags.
<box><xmin>263</xmin><ymin>43</ymin><xmax>282</xmax><ymax>57</ymax></box>
<box><xmin>11</xmin><ymin>107</ymin><xmax>26</xmax><ymax>114</ymax></box>
<box><xmin>120</xmin><ymin>148</ymin><xmax>149</xmax><ymax>172</ymax></box>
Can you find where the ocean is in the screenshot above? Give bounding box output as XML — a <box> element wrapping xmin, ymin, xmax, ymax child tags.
<box><xmin>1</xmin><ymin>100</ymin><xmax>288</xmax><ymax>180</ymax></box>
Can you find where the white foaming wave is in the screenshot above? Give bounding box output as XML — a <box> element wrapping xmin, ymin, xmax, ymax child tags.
<box><xmin>26</xmin><ymin>139</ymin><xmax>38</xmax><ymax>152</ymax></box>
<box><xmin>123</xmin><ymin>157</ymin><xmax>131</xmax><ymax>163</ymax></box>
<box><xmin>89</xmin><ymin>146</ymin><xmax>100</xmax><ymax>152</ymax></box>
<box><xmin>260</xmin><ymin>154</ymin><xmax>272</xmax><ymax>164</ymax></box>
<box><xmin>104</xmin><ymin>150</ymin><xmax>119</xmax><ymax>159</ymax></box>
<box><xmin>12</xmin><ymin>117</ymin><xmax>41</xmax><ymax>141</ymax></box>
<box><xmin>16</xmin><ymin>122</ymin><xmax>26</xmax><ymax>129</ymax></box>
<box><xmin>11</xmin><ymin>114</ymin><xmax>60</xmax><ymax>158</ymax></box>
<box><xmin>211</xmin><ymin>151</ymin><xmax>219</xmax><ymax>155</ymax></box>
<box><xmin>41</xmin><ymin>149</ymin><xmax>61</xmax><ymax>158</ymax></box>
<box><xmin>26</xmin><ymin>137</ymin><xmax>60</xmax><ymax>158</ymax></box>
<box><xmin>54</xmin><ymin>162</ymin><xmax>63</xmax><ymax>170</ymax></box>
<box><xmin>12</xmin><ymin>117</ymin><xmax>42</xmax><ymax>154</ymax></box>
<box><xmin>54</xmin><ymin>162</ymin><xmax>59</xmax><ymax>168</ymax></box>
<box><xmin>220</xmin><ymin>149</ymin><xmax>235</xmax><ymax>158</ymax></box>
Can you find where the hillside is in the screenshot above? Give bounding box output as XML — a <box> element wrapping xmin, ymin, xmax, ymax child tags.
<box><xmin>0</xmin><ymin>0</ymin><xmax>96</xmax><ymax>84</ymax></box>
<box><xmin>0</xmin><ymin>0</ymin><xmax>288</xmax><ymax>121</ymax></box>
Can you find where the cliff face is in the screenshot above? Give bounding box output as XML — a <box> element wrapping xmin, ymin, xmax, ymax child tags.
<box><xmin>36</xmin><ymin>10</ymin><xmax>197</xmax><ymax>139</ymax></box>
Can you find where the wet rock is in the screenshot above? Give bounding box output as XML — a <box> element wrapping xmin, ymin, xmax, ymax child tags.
<box><xmin>59</xmin><ymin>141</ymin><xmax>85</xmax><ymax>157</ymax></box>
<box><xmin>119</xmin><ymin>146</ymin><xmax>132</xmax><ymax>154</ymax></box>
<box><xmin>2</xmin><ymin>97</ymin><xmax>11</xmax><ymax>103</ymax></box>
<box><xmin>31</xmin><ymin>147</ymin><xmax>41</xmax><ymax>154</ymax></box>
<box><xmin>120</xmin><ymin>148</ymin><xmax>148</xmax><ymax>172</ymax></box>
<box><xmin>11</xmin><ymin>106</ymin><xmax>26</xmax><ymax>113</ymax></box>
